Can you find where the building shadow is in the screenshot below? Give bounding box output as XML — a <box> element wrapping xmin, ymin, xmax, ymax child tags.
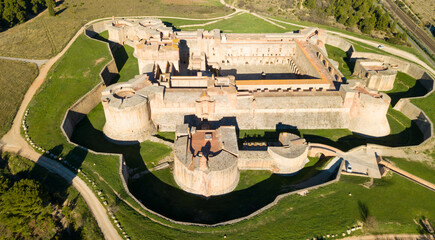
<box><xmin>387</xmin><ymin>79</ymin><xmax>428</xmax><ymax>106</ymax></box>
<box><xmin>70</xmin><ymin>116</ymin><xmax>340</xmax><ymax>224</ymax></box>
<box><xmin>162</xmin><ymin>21</ymin><xmax>181</xmax><ymax>32</ymax></box>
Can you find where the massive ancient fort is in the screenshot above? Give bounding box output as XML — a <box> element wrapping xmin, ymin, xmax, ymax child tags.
<box><xmin>100</xmin><ymin>18</ymin><xmax>393</xmax><ymax>196</ymax></box>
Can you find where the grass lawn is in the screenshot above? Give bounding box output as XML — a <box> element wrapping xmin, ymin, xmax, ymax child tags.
<box><xmin>26</xmin><ymin>34</ymin><xmax>111</xmax><ymax>156</ymax></box>
<box><xmin>385</xmin><ymin>72</ymin><xmax>428</xmax><ymax>106</ymax></box>
<box><xmin>385</xmin><ymin>157</ymin><xmax>435</xmax><ymax>183</ymax></box>
<box><xmin>95</xmin><ymin>31</ymin><xmax>139</xmax><ymax>83</ymax></box>
<box><xmin>412</xmin><ymin>91</ymin><xmax>435</xmax><ymax>124</ymax></box>
<box><xmin>156</xmin><ymin>131</ymin><xmax>176</xmax><ymax>142</ymax></box>
<box><xmin>325</xmin><ymin>44</ymin><xmax>354</xmax><ymax>79</ymax></box>
<box><xmin>235</xmin><ymin>170</ymin><xmax>272</xmax><ymax>191</ymax></box>
<box><xmin>159</xmin><ymin>18</ymin><xmax>216</xmax><ymax>30</ymax></box>
<box><xmin>71</xmin><ymin>103</ymin><xmax>172</xmax><ymax>171</ymax></box>
<box><xmin>71</xmin><ymin>101</ymin><xmax>335</xmax><ymax>223</ymax></box>
<box><xmin>126</xmin><ymin>155</ymin><xmax>336</xmax><ymax>224</ymax></box>
<box><xmin>410</xmin><ymin>90</ymin><xmax>435</xmax><ymax>159</ymax></box>
<box><xmin>0</xmin><ymin>0</ymin><xmax>231</xmax><ymax>59</ymax></box>
<box><xmin>183</xmin><ymin>13</ymin><xmax>299</xmax><ymax>33</ymax></box>
<box><xmin>0</xmin><ymin>60</ymin><xmax>38</xmax><ymax>138</ymax></box>
<box><xmin>119</xmin><ymin>174</ymin><xmax>435</xmax><ymax>239</ymax></box>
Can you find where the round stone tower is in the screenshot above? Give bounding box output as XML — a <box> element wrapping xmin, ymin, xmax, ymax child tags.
<box><xmin>101</xmin><ymin>75</ymin><xmax>156</xmax><ymax>143</ymax></box>
<box><xmin>173</xmin><ymin>124</ymin><xmax>239</xmax><ymax>197</ymax></box>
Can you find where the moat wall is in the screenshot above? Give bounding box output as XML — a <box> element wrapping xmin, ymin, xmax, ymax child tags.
<box><xmin>62</xmin><ymin>23</ymin><xmax>118</xmax><ymax>139</ymax></box>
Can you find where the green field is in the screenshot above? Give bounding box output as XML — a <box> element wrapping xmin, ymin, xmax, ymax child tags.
<box><xmin>0</xmin><ymin>59</ymin><xmax>38</xmax><ymax>138</ymax></box>
<box><xmin>159</xmin><ymin>18</ymin><xmax>216</xmax><ymax>30</ymax></box>
<box><xmin>183</xmin><ymin>13</ymin><xmax>300</xmax><ymax>33</ymax></box>
<box><xmin>95</xmin><ymin>31</ymin><xmax>139</xmax><ymax>83</ymax></box>
<box><xmin>386</xmin><ymin>157</ymin><xmax>435</xmax><ymax>184</ymax></box>
<box><xmin>0</xmin><ymin>0</ymin><xmax>231</xmax><ymax>59</ymax></box>
<box><xmin>71</xmin><ymin>101</ymin><xmax>337</xmax><ymax>223</ymax></box>
<box><xmin>412</xmin><ymin>91</ymin><xmax>435</xmax><ymax>124</ymax></box>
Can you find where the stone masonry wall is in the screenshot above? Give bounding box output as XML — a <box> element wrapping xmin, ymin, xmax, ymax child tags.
<box><xmin>394</xmin><ymin>99</ymin><xmax>433</xmax><ymax>141</ymax></box>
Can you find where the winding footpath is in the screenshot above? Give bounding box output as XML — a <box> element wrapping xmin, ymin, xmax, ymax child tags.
<box><xmin>0</xmin><ymin>56</ymin><xmax>48</xmax><ymax>66</ymax></box>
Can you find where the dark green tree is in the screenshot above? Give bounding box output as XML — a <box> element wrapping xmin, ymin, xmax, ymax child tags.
<box><xmin>0</xmin><ymin>176</ymin><xmax>11</xmax><ymax>195</ymax></box>
<box><xmin>345</xmin><ymin>14</ymin><xmax>359</xmax><ymax>27</ymax></box>
<box><xmin>2</xmin><ymin>0</ymin><xmax>28</xmax><ymax>25</ymax></box>
<box><xmin>303</xmin><ymin>0</ymin><xmax>316</xmax><ymax>9</ymax></box>
<box><xmin>30</xmin><ymin>0</ymin><xmax>46</xmax><ymax>14</ymax></box>
<box><xmin>376</xmin><ymin>13</ymin><xmax>390</xmax><ymax>31</ymax></box>
<box><xmin>360</xmin><ymin>14</ymin><xmax>376</xmax><ymax>34</ymax></box>
<box><xmin>46</xmin><ymin>0</ymin><xmax>54</xmax><ymax>16</ymax></box>
<box><xmin>0</xmin><ymin>179</ymin><xmax>56</xmax><ymax>239</ymax></box>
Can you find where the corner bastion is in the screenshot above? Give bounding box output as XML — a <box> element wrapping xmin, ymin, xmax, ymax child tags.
<box><xmin>101</xmin><ymin>75</ymin><xmax>163</xmax><ymax>143</ymax></box>
<box><xmin>268</xmin><ymin>132</ymin><xmax>309</xmax><ymax>174</ymax></box>
<box><xmin>353</xmin><ymin>59</ymin><xmax>398</xmax><ymax>91</ymax></box>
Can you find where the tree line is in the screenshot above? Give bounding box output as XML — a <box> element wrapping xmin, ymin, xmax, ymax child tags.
<box><xmin>0</xmin><ymin>152</ymin><xmax>103</xmax><ymax>239</ymax></box>
<box><xmin>304</xmin><ymin>0</ymin><xmax>407</xmax><ymax>44</ymax></box>
<box><xmin>0</xmin><ymin>0</ymin><xmax>55</xmax><ymax>31</ymax></box>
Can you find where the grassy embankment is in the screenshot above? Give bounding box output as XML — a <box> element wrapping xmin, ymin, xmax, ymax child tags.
<box><xmin>385</xmin><ymin>71</ymin><xmax>427</xmax><ymax>106</ymax></box>
<box><xmin>0</xmin><ymin>59</ymin><xmax>38</xmax><ymax>138</ymax></box>
<box><xmin>182</xmin><ymin>12</ymin><xmax>300</xmax><ymax>32</ymax></box>
<box><xmin>23</xmin><ymin>17</ymin><xmax>435</xmax><ymax>239</ymax></box>
<box><xmin>0</xmin><ymin>0</ymin><xmax>231</xmax><ymax>59</ymax></box>
<box><xmin>386</xmin><ymin>157</ymin><xmax>435</xmax><ymax>184</ymax></box>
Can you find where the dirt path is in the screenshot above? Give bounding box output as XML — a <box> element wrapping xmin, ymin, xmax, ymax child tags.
<box><xmin>0</xmin><ymin>56</ymin><xmax>48</xmax><ymax>66</ymax></box>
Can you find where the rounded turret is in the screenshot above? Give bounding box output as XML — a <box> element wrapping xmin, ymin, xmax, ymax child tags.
<box><xmin>101</xmin><ymin>75</ymin><xmax>156</xmax><ymax>143</ymax></box>
<box><xmin>173</xmin><ymin>125</ymin><xmax>239</xmax><ymax>197</ymax></box>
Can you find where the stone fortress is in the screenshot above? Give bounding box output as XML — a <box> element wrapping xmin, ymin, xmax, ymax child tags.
<box><xmin>353</xmin><ymin>59</ymin><xmax>398</xmax><ymax>91</ymax></box>
<box><xmin>101</xmin><ymin>18</ymin><xmax>393</xmax><ymax>196</ymax></box>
